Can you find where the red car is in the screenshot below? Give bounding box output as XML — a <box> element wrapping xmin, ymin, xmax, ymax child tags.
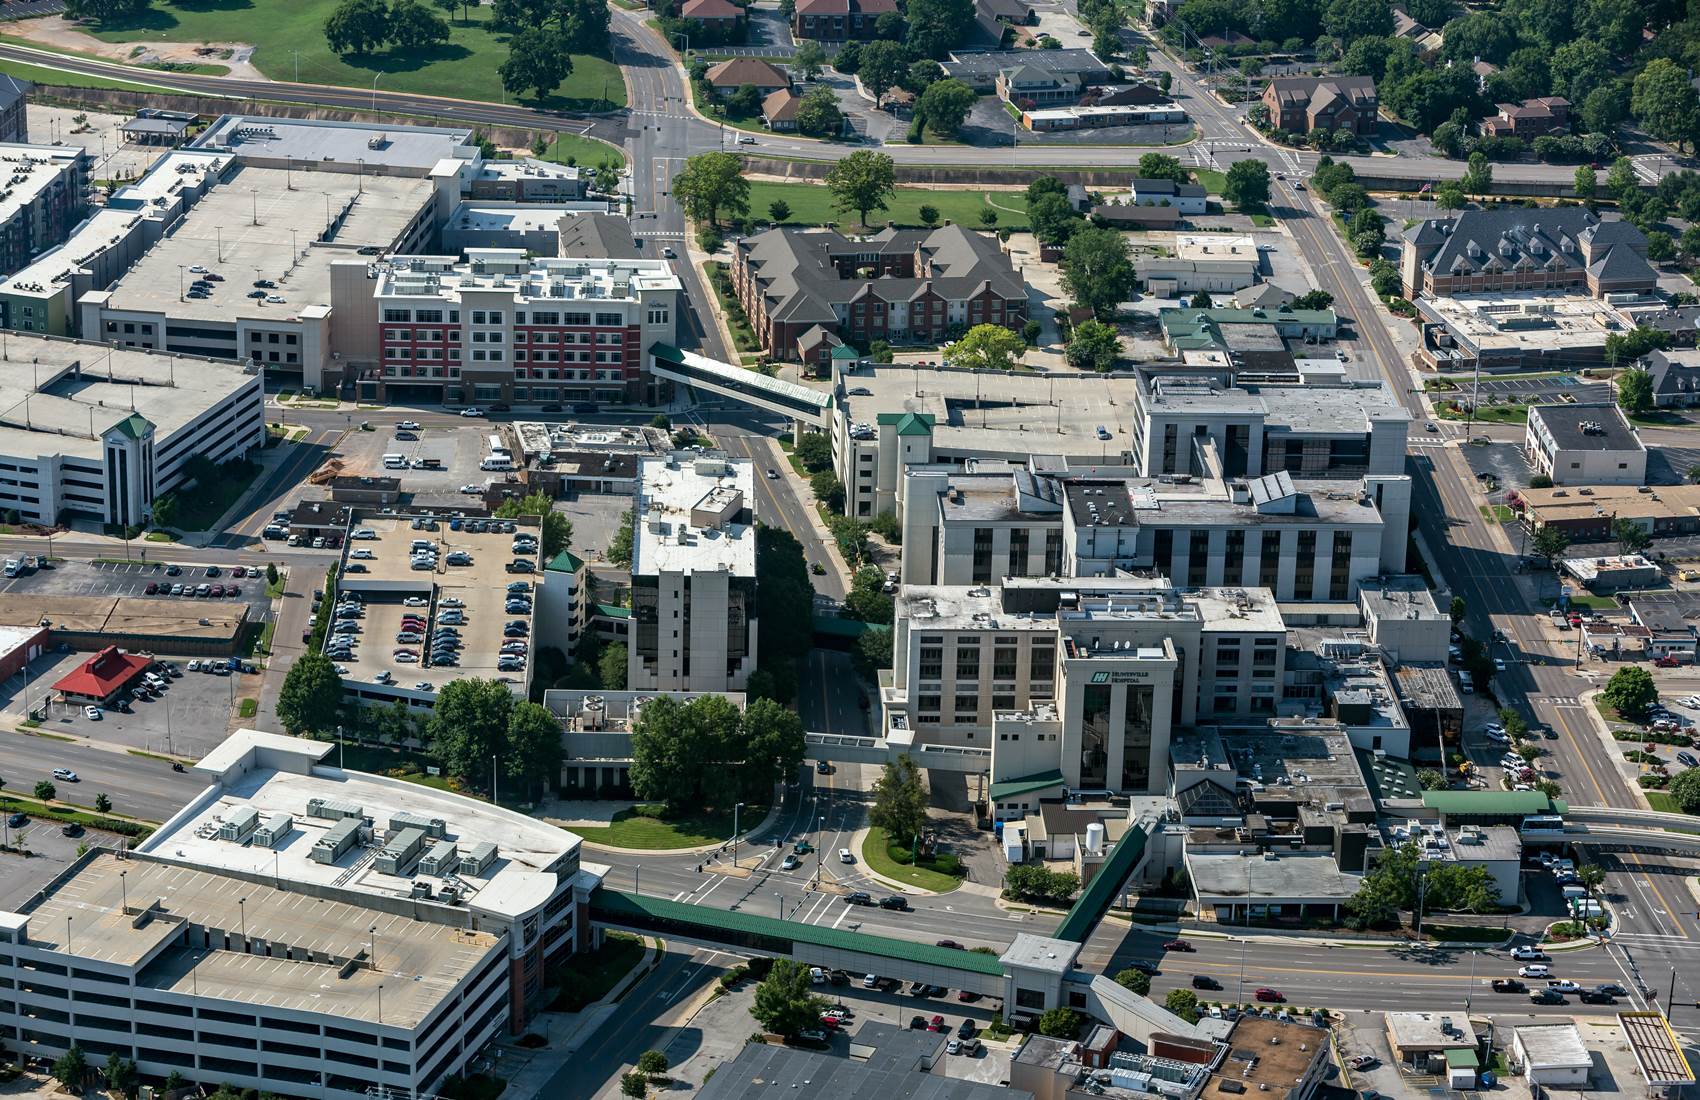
<box><xmin>1656</xmin><ymin>656</ymin><xmax>1682</xmax><ymax>668</ymax></box>
<box><xmin>145</xmin><ymin>582</ymin><xmax>158</xmax><ymax>594</ymax></box>
<box><xmin>1255</xmin><ymin>988</ymin><xmax>1284</xmax><ymax>1003</ymax></box>
<box><xmin>818</xmin><ymin>1015</ymin><xmax>840</xmax><ymax>1029</ymax></box>
<box><xmin>928</xmin><ymin>1015</ymin><xmax>945</xmax><ymax>1031</ymax></box>
<box><xmin>1163</xmin><ymin>939</ymin><xmax>1194</xmax><ymax>952</ymax></box>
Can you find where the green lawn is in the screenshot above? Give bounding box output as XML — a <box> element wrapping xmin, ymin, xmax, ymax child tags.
<box><xmin>1192</xmin><ymin>168</ymin><xmax>1227</xmax><ymax>194</ymax></box>
<box><xmin>571</xmin><ymin>802</ymin><xmax>761</xmax><ymax>849</ymax></box>
<box><xmin>0</xmin><ymin>56</ymin><xmax>173</xmax><ymax>91</ymax></box>
<box><xmin>705</xmin><ymin>261</ymin><xmax>760</xmax><ymax>354</ymax></box>
<box><xmin>550</xmin><ymin>931</ymin><xmax>647</xmax><ymax>1011</ymax></box>
<box><xmin>747</xmin><ymin>181</ymin><xmax>1025</xmax><ymax>232</ymax></box>
<box><xmin>1478</xmin><ymin>504</ymin><xmax>1515</xmax><ymax>523</ymax></box>
<box><xmin>1645</xmin><ymin>791</ymin><xmax>1697</xmax><ymax>816</ymax></box>
<box><xmin>1435</xmin><ymin>402</ymin><xmax>1529</xmax><ymax>424</ymax></box>
<box><xmin>861</xmin><ymin>826</ymin><xmax>964</xmax><ymax>893</ymax></box>
<box><xmin>77</xmin><ymin>1</ymin><xmax>625</xmax><ymax>110</ymax></box>
<box><xmin>535</xmin><ymin>133</ymin><xmax>626</xmax><ymax>171</ymax></box>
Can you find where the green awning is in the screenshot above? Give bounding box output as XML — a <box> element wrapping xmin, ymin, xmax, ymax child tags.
<box><xmin>989</xmin><ymin>770</ymin><xmax>1065</xmax><ymax>801</ymax></box>
<box><xmin>1444</xmin><ymin>1048</ymin><xmax>1480</xmax><ymax>1069</ymax></box>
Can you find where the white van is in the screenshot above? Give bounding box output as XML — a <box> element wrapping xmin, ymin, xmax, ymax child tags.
<box><xmin>382</xmin><ymin>453</ymin><xmax>407</xmax><ymax>469</ymax></box>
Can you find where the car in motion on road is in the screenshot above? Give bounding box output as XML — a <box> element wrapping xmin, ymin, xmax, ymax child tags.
<box><xmin>1491</xmin><ymin>978</ymin><xmax>1526</xmax><ymax>993</ymax></box>
<box><xmin>844</xmin><ymin>892</ymin><xmax>873</xmax><ymax>906</ymax></box>
<box><xmin>460</xmin><ymin>407</ymin><xmax>483</xmax><ymax>417</ymax></box>
<box><xmin>1517</xmin><ymin>964</ymin><xmax>1551</xmax><ymax>978</ymax></box>
<box><xmin>1510</xmin><ymin>945</ymin><xmax>1549</xmax><ymax>961</ymax></box>
<box><xmin>51</xmin><ymin>769</ymin><xmax>78</xmax><ymax>782</ymax></box>
<box><xmin>1191</xmin><ymin>975</ymin><xmax>1221</xmax><ymax>990</ymax></box>
<box><xmin>1162</xmin><ymin>939</ymin><xmax>1194</xmax><ymax>952</ymax></box>
<box><xmin>1529</xmin><ymin>988</ymin><xmax>1566</xmax><ymax>1005</ymax></box>
<box><xmin>1253</xmin><ymin>987</ymin><xmax>1284</xmax><ymax>1003</ymax></box>
<box><xmin>879</xmin><ymin>895</ymin><xmax>909</xmax><ymax>910</ymax></box>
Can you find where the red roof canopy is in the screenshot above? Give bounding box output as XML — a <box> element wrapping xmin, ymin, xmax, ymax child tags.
<box><xmin>54</xmin><ymin>646</ymin><xmax>149</xmax><ymax>698</ymax></box>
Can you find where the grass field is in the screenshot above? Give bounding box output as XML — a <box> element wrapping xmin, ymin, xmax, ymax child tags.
<box><xmin>1193</xmin><ymin>168</ymin><xmax>1227</xmax><ymax>194</ymax></box>
<box><xmin>746</xmin><ymin>181</ymin><xmax>1025</xmax><ymax>232</ymax></box>
<box><xmin>536</xmin><ymin>133</ymin><xmax>626</xmax><ymax>171</ymax></box>
<box><xmin>571</xmin><ymin>802</ymin><xmax>759</xmax><ymax>849</ymax></box>
<box><xmin>1478</xmin><ymin>504</ymin><xmax>1515</xmax><ymax>523</ymax></box>
<box><xmin>550</xmin><ymin>931</ymin><xmax>647</xmax><ymax>1011</ymax></box>
<box><xmin>1436</xmin><ymin>402</ymin><xmax>1528</xmax><ymax>424</ymax></box>
<box><xmin>861</xmin><ymin>826</ymin><xmax>964</xmax><ymax>892</ymax></box>
<box><xmin>0</xmin><ymin>57</ymin><xmax>173</xmax><ymax>91</ymax></box>
<box><xmin>76</xmin><ymin>0</ymin><xmax>625</xmax><ymax>110</ymax></box>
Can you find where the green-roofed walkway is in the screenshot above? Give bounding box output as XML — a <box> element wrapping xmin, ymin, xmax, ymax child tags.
<box><xmin>590</xmin><ymin>889</ymin><xmax>1007</xmax><ymax>994</ymax></box>
<box><xmin>1055</xmin><ymin>820</ymin><xmax>1154</xmax><ymax>943</ymax></box>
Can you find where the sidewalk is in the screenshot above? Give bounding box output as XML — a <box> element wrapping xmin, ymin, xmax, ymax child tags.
<box><xmin>498</xmin><ymin>939</ymin><xmax>662</xmax><ymax>1100</ymax></box>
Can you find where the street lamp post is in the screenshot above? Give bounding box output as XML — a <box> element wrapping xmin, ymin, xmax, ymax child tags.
<box><xmin>635</xmin><ymin>864</ymin><xmax>642</xmax><ymax>896</ymax></box>
<box><xmin>732</xmin><ymin>801</ymin><xmax>745</xmax><ymax>867</ymax></box>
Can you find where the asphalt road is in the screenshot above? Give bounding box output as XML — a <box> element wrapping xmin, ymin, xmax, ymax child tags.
<box><xmin>0</xmin><ymin>732</ymin><xmax>206</xmax><ymax>821</ymax></box>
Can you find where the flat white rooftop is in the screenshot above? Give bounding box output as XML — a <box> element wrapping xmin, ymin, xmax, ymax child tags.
<box><xmin>1422</xmin><ymin>291</ymin><xmax>1633</xmax><ymax>350</ymax></box>
<box><xmin>375</xmin><ymin>253</ymin><xmax>682</xmax><ymax>302</ymax></box>
<box><xmin>0</xmin><ymin>333</ymin><xmax>258</xmax><ymax>459</ymax></box>
<box><xmin>0</xmin><ymin>144</ymin><xmax>83</xmax><ymax>224</ymax></box>
<box><xmin>633</xmin><ymin>453</ymin><xmax>755</xmax><ymax>577</ymax></box>
<box><xmin>195</xmin><ymin>115</ymin><xmax>475</xmax><ymax>175</ymax></box>
<box><xmin>142</xmin><ymin>729</ymin><xmax>582</xmax><ymax>923</ymax></box>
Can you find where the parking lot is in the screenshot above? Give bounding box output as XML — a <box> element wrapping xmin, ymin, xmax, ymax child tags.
<box><xmin>337</xmin><ymin>421</ymin><xmax>508</xmax><ymax>494</ymax></box>
<box><xmin>0</xmin><ymin>824</ymin><xmax>126</xmax><ymax>911</ymax></box>
<box><xmin>0</xmin><ymin>560</ymin><xmax>277</xmax><ymax>619</ymax></box>
<box><xmin>1440</xmin><ymin>374</ymin><xmax>1612</xmax><ymax>404</ymax></box>
<box><xmin>560</xmin><ymin>493</ymin><xmax>632</xmax><ymax>564</ymax></box>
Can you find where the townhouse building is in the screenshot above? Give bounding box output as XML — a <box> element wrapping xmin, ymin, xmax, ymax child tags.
<box><xmin>1400</xmin><ymin>208</ymin><xmax>1656</xmax><ymax>300</ymax></box>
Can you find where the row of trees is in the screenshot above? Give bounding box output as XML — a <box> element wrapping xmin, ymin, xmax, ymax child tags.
<box><xmin>1344</xmin><ymin>840</ymin><xmax>1501</xmax><ymax>929</ymax></box>
<box><xmin>628</xmin><ymin>693</ymin><xmax>806</xmax><ymax>813</ymax></box>
<box><xmin>324</xmin><ymin>0</ymin><xmax>452</xmax><ymax>55</ymax></box>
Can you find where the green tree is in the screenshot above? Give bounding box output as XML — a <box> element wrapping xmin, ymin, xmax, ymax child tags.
<box><xmin>53</xmin><ymin>1046</ymin><xmax>87</xmax><ymax>1092</ymax></box>
<box><xmin>1038</xmin><ymin>1007</ymin><xmax>1083</xmax><ymax>1039</ymax></box>
<box><xmin>1439</xmin><ymin>11</ymin><xmax>1515</xmax><ymax>64</ymax></box>
<box><xmin>1114</xmin><ymin>968</ymin><xmax>1151</xmax><ymax>995</ymax></box>
<box><xmin>494</xmin><ymin>490</ymin><xmax>573</xmax><ymax>558</ymax></box>
<box><xmin>905</xmin><ymin>58</ymin><xmax>944</xmax><ymax>95</ymax></box>
<box><xmin>673</xmin><ymin>152</ymin><xmax>749</xmax><ymax>227</ymax></box>
<box><xmin>1189</xmin><ymin>290</ymin><xmax>1213</xmax><ymax>308</ymax></box>
<box><xmin>599</xmin><ymin>642</ymin><xmax>628</xmax><ymax>690</ymax></box>
<box><xmin>728</xmin><ymin>83</ymin><xmax>763</xmax><ymax>117</ymax></box>
<box><xmin>979</xmin><ymin>207</ymin><xmax>998</xmax><ymax>229</ymax></box>
<box><xmin>149</xmin><ymin>492</ymin><xmax>179</xmax><ymax>529</ymax></box>
<box><xmin>1164</xmin><ymin>989</ymin><xmax>1201</xmax><ymax>1023</ymax></box>
<box><xmin>1059</xmin><ymin>226</ymin><xmax>1135</xmax><ymax>321</ymax></box>
<box><xmin>795</xmin><ymin>85</ymin><xmax>844</xmax><ymax>137</ymax></box>
<box><xmin>1416</xmin><ymin>769</ymin><xmax>1447</xmax><ymax>790</ymax></box>
<box><xmin>793</xmin><ymin>39</ymin><xmax>827</xmax><ymax>80</ymax></box>
<box><xmin>1003</xmin><ymin>863</ymin><xmax>1079</xmax><ymax>903</ymax></box>
<box><xmin>266</xmin><ymin>561</ymin><xmax>280</xmax><ymax>587</ymax></box>
<box><xmin>826</xmin><ymin>151</ymin><xmax>896</xmax><ymax>226</ymax></box>
<box><xmin>1222</xmin><ymin>159</ymin><xmax>1270</xmax><ymax>211</ymax></box>
<box><xmin>918</xmin><ymin>204</ymin><xmax>940</xmax><ymax>227</ymax></box>
<box><xmin>1425</xmin><ymin>863</ymin><xmax>1500</xmax><ymax>912</ymax></box>
<box><xmin>637</xmin><ymin>1050</ymin><xmax>670</xmax><ymax>1077</ymax></box>
<box><xmin>744</xmin><ymin>698</ymin><xmax>806</xmax><ymax>793</ymax></box>
<box><xmin>34</xmin><ymin>780</ymin><xmax>54</xmax><ymax>801</ymax></box>
<box><xmin>1135</xmin><ymin>153</ymin><xmax>1188</xmax><ymax>184</ymax></box>
<box><xmin>1574</xmin><ymin>165</ymin><xmax>1597</xmax><ymax>201</ymax></box>
<box><xmin>504</xmin><ymin>700</ymin><xmax>564</xmax><ymax>798</ymax></box>
<box><xmin>608</xmin><ymin>508</ymin><xmax>635</xmax><ymax>566</ymax></box>
<box><xmin>621</xmin><ymin>1072</ymin><xmax>647</xmax><ymax>1099</ymax></box>
<box><xmin>859</xmin><ymin>40</ymin><xmax>910</xmax><ymax>106</ymax></box>
<box><xmin>1324</xmin><ymin>0</ymin><xmax>1391</xmax><ymax>38</ymax></box>
<box><xmin>324</xmin><ymin>0</ymin><xmax>392</xmax><ymax>54</ymax></box>
<box><xmin>1435</xmin><ymin>181</ymin><xmax>1467</xmax><ymax>210</ymax></box>
<box><xmin>1669</xmin><ymin>766</ymin><xmax>1700</xmax><ymax>814</ymax></box>
<box><xmin>811</xmin><ymin>469</ymin><xmax>846</xmax><ymax>512</ymax></box>
<box><xmin>276</xmin><ymin>652</ymin><xmax>343</xmax><ymax>735</ymax></box>
<box><xmin>1583</xmin><ymin>82</ymin><xmax>1630</xmax><ymax>135</ymax></box>
<box><xmin>64</xmin><ymin>0</ymin><xmax>152</xmax><ymax>17</ymax></box>
<box><xmin>796</xmin><ymin>432</ymin><xmax>833</xmax><ymax>471</ymax></box>
<box><xmin>944</xmin><ymin>323</ymin><xmax>1027</xmax><ymax>371</ymax></box>
<box><xmin>903</xmin><ymin>0</ymin><xmax>972</xmax><ymax>57</ymax></box>
<box><xmin>1462</xmin><ymin>152</ymin><xmax>1493</xmax><ymax>195</ymax></box>
<box><xmin>751</xmin><ymin>960</ymin><xmax>828</xmax><ymax>1035</ymax></box>
<box><xmin>1551</xmin><ymin>39</ymin><xmax>1613</xmax><ymax>106</ymax></box>
<box><xmin>94</xmin><ymin>792</ymin><xmax>111</xmax><ymax>813</ymax></box>
<box><xmin>103</xmin><ymin>1053</ymin><xmax>138</xmax><ymax>1098</ymax></box>
<box><xmin>501</xmin><ymin>27</ymin><xmax>574</xmax><ymax>100</ymax></box>
<box><xmin>388</xmin><ymin>0</ymin><xmax>451</xmax><ymax>48</ymax></box>
<box><xmin>1603</xmin><ymin>665</ymin><xmax>1658</xmax><ymax>720</ymax></box>
<box><xmin>1066</xmin><ymin>318</ymin><xmax>1122</xmax><ymax>372</ymax></box>
<box><xmin>870</xmin><ymin>754</ymin><xmax>928</xmax><ymax>845</ymax></box>
<box><xmin>768</xmin><ymin>200</ymin><xmax>792</xmax><ymax>224</ymax></box>
<box><xmin>1617</xmin><ymin>369</ymin><xmax>1654</xmax><ymax>415</ymax></box>
<box><xmin>1344</xmin><ymin>864</ymin><xmax>1403</xmax><ymax>928</ymax></box>
<box><xmin>1449</xmin><ymin>596</ymin><xmax>1466</xmax><ymax>624</ymax></box>
<box><xmin>1530</xmin><ymin>525</ymin><xmax>1569</xmax><ymax>566</ymax></box>
<box><xmin>428</xmin><ymin>678</ymin><xmax>517</xmax><ymax>789</ymax></box>
<box><xmin>1633</xmin><ymin>59</ymin><xmax>1700</xmax><ymax>152</ymax></box>
<box><xmin>915</xmin><ymin>78</ymin><xmax>976</xmax><ymax>137</ymax></box>
<box><xmin>846</xmin><ymin>565</ymin><xmax>894</xmax><ymax>623</ymax></box>
<box><xmin>1293</xmin><ymin>290</ymin><xmax>1335</xmax><ymax>311</ymax></box>
<box><xmin>1613</xmin><ymin>517</ymin><xmax>1652</xmax><ymax>555</ymax></box>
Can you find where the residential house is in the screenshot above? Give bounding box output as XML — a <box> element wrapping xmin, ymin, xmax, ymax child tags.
<box><xmin>1644</xmin><ymin>348</ymin><xmax>1700</xmax><ymax>407</ymax></box>
<box><xmin>1392</xmin><ymin>10</ymin><xmax>1444</xmax><ymax>55</ymax></box>
<box><xmin>1400</xmin><ymin>208</ymin><xmax>1656</xmax><ymax>299</ymax></box>
<box><xmin>1127</xmin><ymin>177</ymin><xmax>1206</xmax><ymax>214</ymax></box>
<box><xmin>998</xmin><ymin>63</ymin><xmax>1085</xmax><ymax>107</ymax></box>
<box><xmin>1092</xmin><ymin>203</ymin><xmax>1182</xmax><ymax>229</ymax></box>
<box><xmin>731</xmin><ymin>224</ymin><xmax>1028</xmax><ymax>361</ymax></box>
<box><xmin>1482</xmin><ymin>97</ymin><xmax>1570</xmax><ymax>139</ymax></box>
<box><xmin>791</xmin><ymin>0</ymin><xmax>898</xmax><ymax>40</ymax></box>
<box><xmin>679</xmin><ymin>0</ymin><xmax>744</xmax><ymax>32</ymax></box>
<box><xmin>1261</xmin><ymin>75</ymin><xmax>1378</xmax><ymax>135</ymax></box>
<box><xmin>761</xmin><ymin>88</ymin><xmax>803</xmax><ymax>131</ymax></box>
<box><xmin>703</xmin><ymin>58</ymin><xmax>790</xmax><ymax>99</ymax></box>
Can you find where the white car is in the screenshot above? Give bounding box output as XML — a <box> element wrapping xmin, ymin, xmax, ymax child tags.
<box><xmin>189</xmin><ymin>264</ymin><xmax>207</xmax><ymax>274</ymax></box>
<box><xmin>403</xmin><ymin>597</ymin><xmax>428</xmax><ymax>607</ymax></box>
<box><xmin>264</xmin><ymin>294</ymin><xmax>285</xmax><ymax>304</ymax></box>
<box><xmin>461</xmin><ymin>484</ymin><xmax>484</xmax><ymax>494</ymax></box>
<box><xmin>460</xmin><ymin>407</ymin><xmax>483</xmax><ymax>417</ymax></box>
<box><xmin>350</xmin><ymin>548</ymin><xmax>376</xmax><ymax>559</ymax></box>
<box><xmin>1511</xmin><ymin>945</ymin><xmax>1548</xmax><ymax>961</ymax></box>
<box><xmin>1517</xmin><ymin>964</ymin><xmax>1551</xmax><ymax>978</ymax></box>
<box><xmin>1485</xmin><ymin>722</ymin><xmax>1506</xmax><ymax>735</ymax></box>
<box><xmin>1493</xmin><ymin>658</ymin><xmax>1507</xmax><ymax>671</ymax></box>
<box><xmin>737</xmin><ymin>136</ymin><xmax>757</xmax><ymax>144</ymax></box>
<box><xmin>397</xmin><ymin>421</ymin><xmax>422</xmax><ymax>431</ymax></box>
<box><xmin>352</xmin><ymin>529</ymin><xmax>377</xmax><ymax>540</ymax></box>
<box><xmin>1485</xmin><ymin>729</ymin><xmax>1510</xmax><ymax>744</ymax></box>
<box><xmin>1547</xmin><ymin>979</ymin><xmax>1582</xmax><ymax>994</ymax></box>
<box><xmin>781</xmin><ymin>855</ymin><xmax>800</xmax><ymax>870</ymax></box>
<box><xmin>839</xmin><ymin>848</ymin><xmax>854</xmax><ymax>864</ymax></box>
<box><xmin>52</xmin><ymin>769</ymin><xmax>78</xmax><ymax>782</ymax></box>
<box><xmin>83</xmin><ymin>706</ymin><xmax>102</xmax><ymax>720</ymax></box>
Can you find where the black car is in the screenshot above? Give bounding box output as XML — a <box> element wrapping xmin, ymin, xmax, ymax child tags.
<box><xmin>165</xmin><ymin>564</ymin><xmax>182</xmax><ymax>576</ymax></box>
<box><xmin>957</xmin><ymin>1020</ymin><xmax>975</xmax><ymax>1039</ymax></box>
<box><xmin>60</xmin><ymin>823</ymin><xmax>83</xmax><ymax>837</ymax></box>
<box><xmin>909</xmin><ymin>1016</ymin><xmax>927</xmax><ymax>1030</ymax></box>
<box><xmin>845</xmin><ymin>892</ymin><xmax>873</xmax><ymax>906</ymax></box>
<box><xmin>1191</xmin><ymin>975</ymin><xmax>1221</xmax><ymax>990</ymax></box>
<box><xmin>1595</xmin><ymin>983</ymin><xmax>1629</xmax><ymax>997</ymax></box>
<box><xmin>879</xmin><ymin>895</ymin><xmax>909</xmax><ymax>911</ymax></box>
<box><xmin>1529</xmin><ymin>989</ymin><xmax>1566</xmax><ymax>1005</ymax></box>
<box><xmin>1492</xmin><ymin>978</ymin><xmax>1526</xmax><ymax>993</ymax></box>
<box><xmin>1127</xmin><ymin>960</ymin><xmax>1160</xmax><ymax>976</ymax></box>
<box><xmin>1579</xmin><ymin>990</ymin><xmax>1616</xmax><ymax>1005</ymax></box>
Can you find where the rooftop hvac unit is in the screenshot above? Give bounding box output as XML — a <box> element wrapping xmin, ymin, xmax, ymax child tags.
<box><xmin>253</xmin><ymin>814</ymin><xmax>294</xmax><ymax>849</ymax></box>
<box><xmin>390</xmin><ymin>811</ymin><xmax>447</xmax><ymax>838</ymax></box>
<box><xmin>419</xmin><ymin>839</ymin><xmax>460</xmax><ymax>876</ymax></box>
<box><xmin>310</xmin><ymin>816</ymin><xmax>362</xmax><ymax>864</ymax></box>
<box><xmin>375</xmin><ymin>827</ymin><xmax>427</xmax><ymax>876</ymax></box>
<box><xmin>218</xmin><ymin>805</ymin><xmax>260</xmax><ymax>842</ymax></box>
<box><xmin>460</xmin><ymin>841</ymin><xmax>498</xmax><ymax>876</ymax></box>
<box><xmin>307</xmin><ymin>797</ymin><xmax>365</xmax><ymax>821</ymax></box>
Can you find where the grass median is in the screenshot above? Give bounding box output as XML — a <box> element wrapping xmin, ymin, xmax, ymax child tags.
<box><xmin>571</xmin><ymin>802</ymin><xmax>760</xmax><ymax>849</ymax></box>
<box><xmin>861</xmin><ymin>826</ymin><xmax>964</xmax><ymax>893</ymax></box>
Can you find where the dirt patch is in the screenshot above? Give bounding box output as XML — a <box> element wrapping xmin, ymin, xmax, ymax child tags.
<box><xmin>4</xmin><ymin>17</ymin><xmax>268</xmax><ymax>81</ymax></box>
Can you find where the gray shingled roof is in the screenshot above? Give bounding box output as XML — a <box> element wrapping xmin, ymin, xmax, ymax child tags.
<box><xmin>1405</xmin><ymin>207</ymin><xmax>1654</xmax><ymax>287</ymax></box>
